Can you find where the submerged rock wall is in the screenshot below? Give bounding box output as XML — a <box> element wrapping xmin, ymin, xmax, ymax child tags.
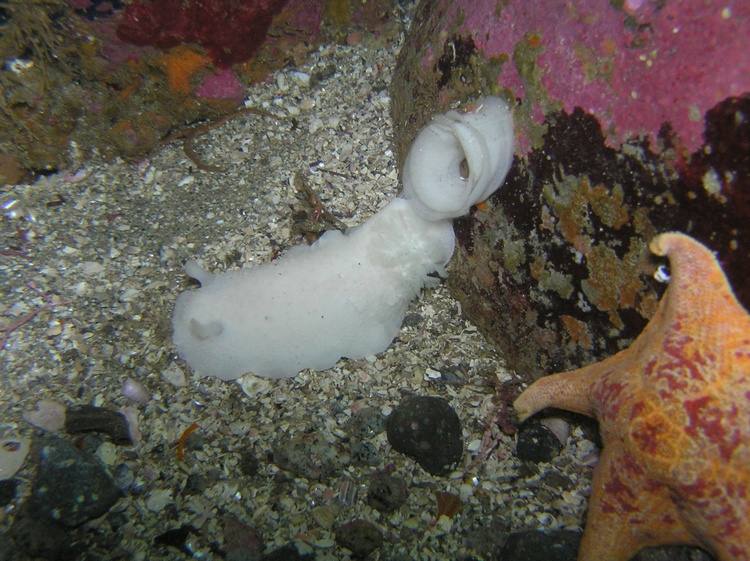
<box><xmin>391</xmin><ymin>0</ymin><xmax>750</xmax><ymax>380</ymax></box>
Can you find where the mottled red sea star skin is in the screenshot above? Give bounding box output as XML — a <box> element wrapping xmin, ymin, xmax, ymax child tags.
<box><xmin>514</xmin><ymin>232</ymin><xmax>750</xmax><ymax>561</ymax></box>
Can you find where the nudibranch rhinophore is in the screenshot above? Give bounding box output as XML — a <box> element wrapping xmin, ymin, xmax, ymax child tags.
<box><xmin>172</xmin><ymin>97</ymin><xmax>514</xmax><ymax>380</ymax></box>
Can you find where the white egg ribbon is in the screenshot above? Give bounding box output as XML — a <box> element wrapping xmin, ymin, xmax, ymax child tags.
<box><xmin>402</xmin><ymin>97</ymin><xmax>514</xmax><ymax>221</ymax></box>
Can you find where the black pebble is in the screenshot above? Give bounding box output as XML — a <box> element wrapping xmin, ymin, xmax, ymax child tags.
<box><xmin>367</xmin><ymin>475</ymin><xmax>408</xmax><ymax>513</ymax></box>
<box><xmin>64</xmin><ymin>404</ymin><xmax>132</xmax><ymax>445</ymax></box>
<box><xmin>386</xmin><ymin>395</ymin><xmax>463</xmax><ymax>475</ymax></box>
<box><xmin>183</xmin><ymin>472</ymin><xmax>214</xmax><ymax>496</ymax></box>
<box><xmin>154</xmin><ymin>525</ymin><xmax>199</xmax><ymax>554</ymax></box>
<box><xmin>238</xmin><ymin>449</ymin><xmax>260</xmax><ymax>477</ymax></box>
<box><xmin>0</xmin><ymin>479</ymin><xmax>17</xmax><ymax>507</ymax></box>
<box><xmin>499</xmin><ymin>530</ymin><xmax>581</xmax><ymax>561</ymax></box>
<box><xmin>260</xmin><ymin>543</ymin><xmax>315</xmax><ymax>560</ymax></box>
<box><xmin>335</xmin><ymin>519</ymin><xmax>383</xmax><ymax>559</ymax></box>
<box><xmin>515</xmin><ymin>421</ymin><xmax>563</xmax><ymax>463</ymax></box>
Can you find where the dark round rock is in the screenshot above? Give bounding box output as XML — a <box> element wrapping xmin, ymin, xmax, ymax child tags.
<box><xmin>385</xmin><ymin>396</ymin><xmax>463</xmax><ymax>475</ymax></box>
<box><xmin>238</xmin><ymin>449</ymin><xmax>260</xmax><ymax>477</ymax></box>
<box><xmin>515</xmin><ymin>421</ymin><xmax>564</xmax><ymax>463</ymax></box>
<box><xmin>335</xmin><ymin>520</ymin><xmax>383</xmax><ymax>559</ymax></box>
<box><xmin>0</xmin><ymin>479</ymin><xmax>17</xmax><ymax>507</ymax></box>
<box><xmin>8</xmin><ymin>501</ymin><xmax>81</xmax><ymax>560</ymax></box>
<box><xmin>499</xmin><ymin>530</ymin><xmax>582</xmax><ymax>561</ymax></box>
<box><xmin>367</xmin><ymin>475</ymin><xmax>408</xmax><ymax>513</ymax></box>
<box><xmin>31</xmin><ymin>436</ymin><xmax>120</xmax><ymax>527</ymax></box>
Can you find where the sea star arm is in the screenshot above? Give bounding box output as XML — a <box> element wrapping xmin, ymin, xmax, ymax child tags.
<box><xmin>513</xmin><ymin>232</ymin><xmax>750</xmax><ymax>561</ymax></box>
<box><xmin>513</xmin><ymin>368</ymin><xmax>596</xmax><ymax>421</ymax></box>
<box><xmin>514</xmin><ymin>351</ymin><xmax>625</xmax><ymax>422</ymax></box>
<box><xmin>578</xmin><ymin>446</ymin><xmax>700</xmax><ymax>561</ymax></box>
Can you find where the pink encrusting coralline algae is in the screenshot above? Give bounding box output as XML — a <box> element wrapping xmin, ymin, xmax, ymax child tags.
<box><xmin>196</xmin><ymin>68</ymin><xmax>246</xmax><ymax>102</ymax></box>
<box><xmin>436</xmin><ymin>0</ymin><xmax>749</xmax><ymax>154</ymax></box>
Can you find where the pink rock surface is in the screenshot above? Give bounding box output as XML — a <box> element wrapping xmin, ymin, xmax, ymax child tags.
<box><xmin>196</xmin><ymin>68</ymin><xmax>246</xmax><ymax>101</ymax></box>
<box><xmin>429</xmin><ymin>0</ymin><xmax>749</xmax><ymax>155</ymax></box>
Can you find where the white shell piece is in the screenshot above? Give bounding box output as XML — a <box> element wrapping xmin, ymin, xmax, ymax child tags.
<box><xmin>23</xmin><ymin>400</ymin><xmax>66</xmax><ymax>432</ymax></box>
<box><xmin>0</xmin><ymin>437</ymin><xmax>31</xmax><ymax>480</ymax></box>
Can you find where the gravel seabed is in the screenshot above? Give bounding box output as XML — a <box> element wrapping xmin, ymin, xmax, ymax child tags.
<box><xmin>0</xmin><ymin>16</ymin><xmax>595</xmax><ymax>560</ymax></box>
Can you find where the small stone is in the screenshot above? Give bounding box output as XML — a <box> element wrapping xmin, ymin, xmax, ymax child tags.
<box><xmin>346</xmin><ymin>32</ymin><xmax>363</xmax><ymax>46</ymax></box>
<box><xmin>95</xmin><ymin>441</ymin><xmax>117</xmax><ymax>466</ymax></box>
<box><xmin>273</xmin><ymin>433</ymin><xmax>349</xmax><ymax>481</ymax></box>
<box><xmin>313</xmin><ymin>537</ymin><xmax>335</xmax><ymax>548</ymax></box>
<box><xmin>238</xmin><ymin>449</ymin><xmax>260</xmax><ymax>477</ymax></box>
<box><xmin>145</xmin><ymin>488</ymin><xmax>173</xmax><ymax>513</ymax></box>
<box><xmin>23</xmin><ymin>400</ymin><xmax>66</xmax><ymax>432</ymax></box>
<box><xmin>122</xmin><ymin>377</ymin><xmax>151</xmax><ymax>404</ymax></box>
<box><xmin>385</xmin><ymin>396</ymin><xmax>463</xmax><ymax>475</ymax></box>
<box><xmin>345</xmin><ymin>406</ymin><xmax>386</xmax><ymax>439</ymax></box>
<box><xmin>0</xmin><ymin>479</ymin><xmax>17</xmax><ymax>506</ymax></box>
<box><xmin>119</xmin><ymin>405</ymin><xmax>142</xmax><ymax>443</ymax></box>
<box><xmin>113</xmin><ymin>462</ymin><xmax>137</xmax><ymax>494</ymax></box>
<box><xmin>515</xmin><ymin>421</ymin><xmax>564</xmax><ymax>463</ymax></box>
<box><xmin>223</xmin><ymin>514</ymin><xmax>263</xmax><ymax>558</ymax></box>
<box><xmin>64</xmin><ymin>405</ymin><xmax>132</xmax><ymax>445</ymax></box>
<box><xmin>542</xmin><ymin>471</ymin><xmax>575</xmax><ymax>491</ymax></box>
<box><xmin>290</xmin><ymin>71</ymin><xmax>311</xmax><ymax>88</ymax></box>
<box><xmin>367</xmin><ymin>475</ymin><xmax>408</xmax><ymax>513</ymax></box>
<box><xmin>402</xmin><ymin>313</ymin><xmax>422</xmax><ymax>328</ymax></box>
<box><xmin>154</xmin><ymin>525</ymin><xmax>199</xmax><ymax>553</ymax></box>
<box><xmin>31</xmin><ymin>437</ymin><xmax>120</xmax><ymax>527</ymax></box>
<box><xmin>183</xmin><ymin>473</ymin><xmax>210</xmax><ymax>496</ymax></box>
<box><xmin>335</xmin><ymin>519</ymin><xmax>382</xmax><ymax>559</ymax></box>
<box><xmin>499</xmin><ymin>530</ymin><xmax>581</xmax><ymax>561</ymax></box>
<box><xmin>161</xmin><ymin>362</ymin><xmax>187</xmax><ymax>387</ymax></box>
<box><xmin>261</xmin><ymin>544</ymin><xmax>312</xmax><ymax>560</ymax></box>
<box><xmin>349</xmin><ymin>441</ymin><xmax>380</xmax><ymax>467</ymax></box>
<box><xmin>0</xmin><ymin>437</ymin><xmax>30</xmax><ymax>480</ymax></box>
<box><xmin>539</xmin><ymin>417</ymin><xmax>571</xmax><ymax>446</ymax></box>
<box><xmin>312</xmin><ymin>505</ymin><xmax>334</xmax><ymax>529</ymax></box>
<box><xmin>79</xmin><ymin>261</ymin><xmax>105</xmax><ymax>275</ymax></box>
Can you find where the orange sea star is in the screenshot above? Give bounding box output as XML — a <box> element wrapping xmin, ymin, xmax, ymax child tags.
<box><xmin>514</xmin><ymin>232</ymin><xmax>750</xmax><ymax>561</ymax></box>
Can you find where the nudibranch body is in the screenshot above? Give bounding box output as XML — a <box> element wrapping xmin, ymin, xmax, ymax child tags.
<box><xmin>172</xmin><ymin>97</ymin><xmax>514</xmax><ymax>380</ymax></box>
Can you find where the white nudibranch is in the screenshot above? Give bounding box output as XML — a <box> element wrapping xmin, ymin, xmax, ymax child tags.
<box><xmin>171</xmin><ymin>97</ymin><xmax>514</xmax><ymax>380</ymax></box>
